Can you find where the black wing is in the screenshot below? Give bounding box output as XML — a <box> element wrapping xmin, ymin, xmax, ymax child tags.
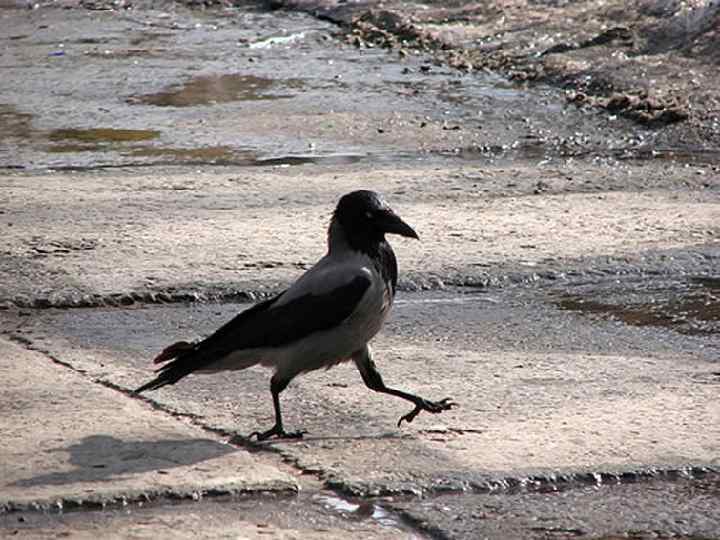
<box><xmin>135</xmin><ymin>275</ymin><xmax>371</xmax><ymax>392</ymax></box>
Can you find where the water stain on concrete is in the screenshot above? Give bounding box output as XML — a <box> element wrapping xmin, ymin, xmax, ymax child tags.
<box><xmin>48</xmin><ymin>128</ymin><xmax>160</xmax><ymax>144</ymax></box>
<box><xmin>126</xmin><ymin>147</ymin><xmax>367</xmax><ymax>167</ymax></box>
<box><xmin>125</xmin><ymin>148</ymin><xmax>370</xmax><ymax>168</ymax></box>
<box><xmin>38</xmin><ymin>150</ymin><xmax>373</xmax><ymax>170</ymax></box>
<box><xmin>0</xmin><ymin>104</ymin><xmax>33</xmax><ymax>140</ymax></box>
<box><xmin>128</xmin><ymin>32</ymin><xmax>174</xmax><ymax>46</ymax></box>
<box><xmin>44</xmin><ymin>128</ymin><xmax>161</xmax><ymax>154</ymax></box>
<box><xmin>129</xmin><ymin>74</ymin><xmax>303</xmax><ymax>107</ymax></box>
<box><xmin>85</xmin><ymin>48</ymin><xmax>164</xmax><ymax>59</ymax></box>
<box><xmin>555</xmin><ymin>276</ymin><xmax>720</xmax><ymax>336</ymax></box>
<box><xmin>616</xmin><ymin>147</ymin><xmax>720</xmax><ymax>165</ymax></box>
<box><xmin>255</xmin><ymin>154</ymin><xmax>366</xmax><ymax>167</ymax></box>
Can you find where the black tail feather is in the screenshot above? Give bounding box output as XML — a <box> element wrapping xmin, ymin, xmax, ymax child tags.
<box><xmin>135</xmin><ymin>353</ymin><xmax>198</xmax><ymax>394</ymax></box>
<box><xmin>135</xmin><ymin>293</ymin><xmax>283</xmax><ymax>395</ymax></box>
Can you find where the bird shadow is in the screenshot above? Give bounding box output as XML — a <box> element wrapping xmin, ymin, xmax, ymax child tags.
<box><xmin>10</xmin><ymin>434</ymin><xmax>236</xmax><ymax>487</ymax></box>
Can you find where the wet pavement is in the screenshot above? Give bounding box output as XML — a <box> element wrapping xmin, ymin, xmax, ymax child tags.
<box><xmin>8</xmin><ymin>286</ymin><xmax>719</xmax><ymax>485</ymax></box>
<box><xmin>553</xmin><ymin>275</ymin><xmax>720</xmax><ymax>337</ymax></box>
<box><xmin>2</xmin><ymin>494</ymin><xmax>424</xmax><ymax>539</ymax></box>
<box><xmin>1</xmin><ymin>0</ymin><xmax>719</xmax><ymax>538</ymax></box>
<box><xmin>3</xmin><ymin>282</ymin><xmax>720</xmax><ymax>537</ymax></box>
<box><xmin>6</xmin><ymin>0</ymin><xmax>715</xmax><ymax>172</ymax></box>
<box><xmin>390</xmin><ymin>472</ymin><xmax>720</xmax><ymax>540</ymax></box>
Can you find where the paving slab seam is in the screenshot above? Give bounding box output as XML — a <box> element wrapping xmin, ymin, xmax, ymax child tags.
<box><xmin>93</xmin><ymin>378</ymin><xmax>319</xmax><ymax>470</ymax></box>
<box><xmin>95</xmin><ymin>377</ymin><xmax>337</xmax><ymax>487</ymax></box>
<box><xmin>324</xmin><ymin>465</ymin><xmax>720</xmax><ymax>499</ymax></box>
<box><xmin>3</xmin><ymin>313</ymin><xmax>718</xmax><ymax>536</ymax></box>
<box><xmin>107</xmin><ymin>384</ymin><xmax>374</xmax><ymax>496</ymax></box>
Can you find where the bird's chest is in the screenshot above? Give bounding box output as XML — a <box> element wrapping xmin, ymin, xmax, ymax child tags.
<box><xmin>285</xmin><ymin>277</ymin><xmax>392</xmax><ymax>374</ymax></box>
<box><xmin>344</xmin><ymin>278</ymin><xmax>392</xmax><ymax>342</ymax></box>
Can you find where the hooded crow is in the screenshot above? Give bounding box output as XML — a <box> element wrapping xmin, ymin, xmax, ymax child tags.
<box><xmin>135</xmin><ymin>190</ymin><xmax>455</xmax><ymax>440</ymax></box>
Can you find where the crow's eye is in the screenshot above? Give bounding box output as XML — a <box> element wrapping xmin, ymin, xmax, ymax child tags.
<box><xmin>364</xmin><ymin>211</ymin><xmax>373</xmax><ymax>219</ymax></box>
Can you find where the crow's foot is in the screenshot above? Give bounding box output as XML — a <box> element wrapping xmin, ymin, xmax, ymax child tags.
<box><xmin>397</xmin><ymin>397</ymin><xmax>456</xmax><ymax>427</ymax></box>
<box><xmin>248</xmin><ymin>424</ymin><xmax>306</xmax><ymax>442</ymax></box>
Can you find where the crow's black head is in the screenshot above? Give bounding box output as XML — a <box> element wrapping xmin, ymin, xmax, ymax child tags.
<box><xmin>333</xmin><ymin>190</ymin><xmax>418</xmax><ymax>248</ymax></box>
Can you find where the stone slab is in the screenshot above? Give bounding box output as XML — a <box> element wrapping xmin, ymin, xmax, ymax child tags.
<box><xmin>9</xmin><ymin>288</ymin><xmax>719</xmax><ymax>496</ymax></box>
<box><xmin>0</xmin><ymin>338</ymin><xmax>296</xmax><ymax>512</ymax></box>
<box><xmin>1</xmin><ymin>169</ymin><xmax>718</xmax><ymax>304</ymax></box>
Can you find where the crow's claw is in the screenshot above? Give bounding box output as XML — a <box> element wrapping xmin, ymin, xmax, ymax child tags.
<box><xmin>397</xmin><ymin>397</ymin><xmax>457</xmax><ymax>427</ymax></box>
<box><xmin>248</xmin><ymin>426</ymin><xmax>307</xmax><ymax>442</ymax></box>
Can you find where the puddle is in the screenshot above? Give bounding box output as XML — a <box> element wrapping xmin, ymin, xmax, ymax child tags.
<box><xmin>554</xmin><ymin>276</ymin><xmax>720</xmax><ymax>336</ymax></box>
<box><xmin>121</xmin><ymin>148</ymin><xmax>367</xmax><ymax>168</ymax></box>
<box><xmin>129</xmin><ymin>32</ymin><xmax>174</xmax><ymax>46</ymax></box>
<box><xmin>0</xmin><ymin>104</ymin><xmax>33</xmax><ymax>140</ymax></box>
<box><xmin>255</xmin><ymin>154</ymin><xmax>366</xmax><ymax>167</ymax></box>
<box><xmin>36</xmin><ymin>150</ymin><xmax>378</xmax><ymax>171</ymax></box>
<box><xmin>85</xmin><ymin>48</ymin><xmax>164</xmax><ymax>59</ymax></box>
<box><xmin>248</xmin><ymin>31</ymin><xmax>308</xmax><ymax>49</ymax></box>
<box><xmin>449</xmin><ymin>141</ymin><xmax>720</xmax><ymax>166</ymax></box>
<box><xmin>48</xmin><ymin>128</ymin><xmax>160</xmax><ymax>144</ymax></box>
<box><xmin>129</xmin><ymin>74</ymin><xmax>304</xmax><ymax>107</ymax></box>
<box><xmin>448</xmin><ymin>141</ymin><xmax>547</xmax><ymax>162</ymax></box>
<box><xmin>621</xmin><ymin>147</ymin><xmax>720</xmax><ymax>165</ymax></box>
<box><xmin>315</xmin><ymin>494</ymin><xmax>420</xmax><ymax>536</ymax></box>
<box><xmin>43</xmin><ymin>128</ymin><xmax>161</xmax><ymax>155</ymax></box>
<box><xmin>125</xmin><ymin>146</ymin><xmax>244</xmax><ymax>162</ymax></box>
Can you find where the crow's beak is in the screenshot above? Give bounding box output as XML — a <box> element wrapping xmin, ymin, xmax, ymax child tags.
<box><xmin>376</xmin><ymin>210</ymin><xmax>419</xmax><ymax>239</ymax></box>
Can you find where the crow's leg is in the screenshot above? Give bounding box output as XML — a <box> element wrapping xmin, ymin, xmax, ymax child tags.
<box><xmin>249</xmin><ymin>374</ymin><xmax>305</xmax><ymax>441</ymax></box>
<box><xmin>353</xmin><ymin>346</ymin><xmax>456</xmax><ymax>427</ymax></box>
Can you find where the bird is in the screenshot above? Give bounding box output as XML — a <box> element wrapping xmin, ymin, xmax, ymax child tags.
<box><xmin>135</xmin><ymin>190</ymin><xmax>455</xmax><ymax>441</ymax></box>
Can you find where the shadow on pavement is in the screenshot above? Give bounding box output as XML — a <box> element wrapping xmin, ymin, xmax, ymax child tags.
<box><xmin>11</xmin><ymin>434</ymin><xmax>236</xmax><ymax>487</ymax></box>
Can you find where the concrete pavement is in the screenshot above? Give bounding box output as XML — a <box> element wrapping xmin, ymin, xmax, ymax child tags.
<box><xmin>2</xmin><ymin>497</ymin><xmax>413</xmax><ymax>539</ymax></box>
<box><xmin>9</xmin><ymin>289</ymin><xmax>719</xmax><ymax>497</ymax></box>
<box><xmin>1</xmin><ymin>0</ymin><xmax>719</xmax><ymax>537</ymax></box>
<box><xmin>0</xmin><ymin>337</ymin><xmax>420</xmax><ymax>537</ymax></box>
<box><xmin>0</xmin><ymin>338</ymin><xmax>297</xmax><ymax>512</ymax></box>
<box><xmin>1</xmin><ymin>169</ymin><xmax>718</xmax><ymax>307</ymax></box>
<box><xmin>1</xmin><ymin>165</ymin><xmax>718</xmax><ymax>537</ymax></box>
<box><xmin>3</xmin><ymin>283</ymin><xmax>719</xmax><ymax>538</ymax></box>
